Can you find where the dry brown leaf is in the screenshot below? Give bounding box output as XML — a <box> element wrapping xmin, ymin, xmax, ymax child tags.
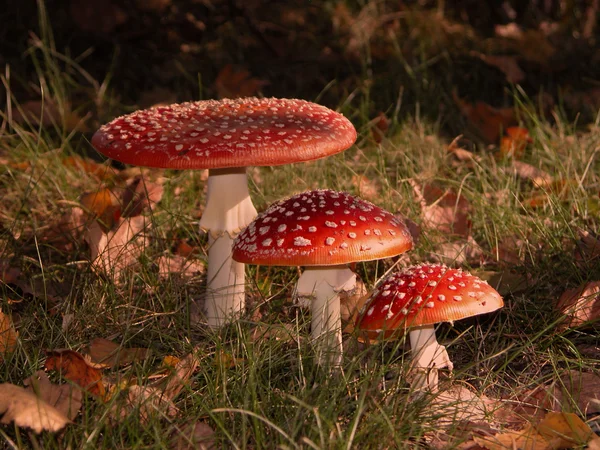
<box><xmin>370</xmin><ymin>112</ymin><xmax>390</xmax><ymax>143</ymax></box>
<box><xmin>574</xmin><ymin>229</ymin><xmax>600</xmax><ymax>266</ymax></box>
<box><xmin>80</xmin><ymin>188</ymin><xmax>121</xmax><ymax>231</ymax></box>
<box><xmin>554</xmin><ymin>371</ymin><xmax>600</xmax><ymax>415</ymax></box>
<box><xmin>475</xmin><ymin>412</ymin><xmax>595</xmax><ymax>450</ymax></box>
<box><xmin>0</xmin><ymin>309</ymin><xmax>18</xmax><ymax>362</ymax></box>
<box><xmin>160</xmin><ymin>349</ymin><xmax>200</xmax><ymax>401</ymax></box>
<box><xmin>447</xmin><ymin>135</ymin><xmax>481</xmax><ymax>166</ymax></box>
<box><xmin>352</xmin><ymin>175</ymin><xmax>379</xmax><ymax>201</ymax></box>
<box><xmin>157</xmin><ymin>254</ymin><xmax>205</xmax><ymax>280</ymax></box>
<box><xmin>453</xmin><ymin>90</ymin><xmax>516</xmax><ymax>143</ymax></box>
<box><xmin>62</xmin><ymin>155</ymin><xmax>117</xmax><ymax>180</ymax></box>
<box><xmin>473</xmin><ymin>52</ymin><xmax>525</xmax><ymax>84</ymax></box>
<box><xmin>87</xmin><ymin>338</ymin><xmax>150</xmax><ymax>368</ymax></box>
<box><xmin>214</xmin><ymin>65</ymin><xmax>268</xmax><ymax>99</ymax></box>
<box><xmin>24</xmin><ymin>370</ymin><xmax>82</xmax><ymax>421</ymax></box>
<box><xmin>429</xmin><ymin>236</ymin><xmax>484</xmax><ymax>265</ymax></box>
<box><xmin>511</xmin><ymin>161</ymin><xmax>552</xmax><ymax>187</ymax></box>
<box><xmin>0</xmin><ymin>260</ymin><xmax>21</xmax><ymax>284</ymax></box>
<box><xmin>419</xmin><ymin>184</ymin><xmax>472</xmax><ymax>238</ymax></box>
<box><xmin>85</xmin><ymin>216</ymin><xmax>149</xmax><ymax>279</ymax></box>
<box><xmin>499</xmin><ymin>127</ymin><xmax>532</xmax><ymax>159</ymax></box>
<box><xmin>121</xmin><ymin>176</ymin><xmax>164</xmax><ymax>218</ymax></box>
<box><xmin>0</xmin><ymin>383</ymin><xmax>70</xmax><ymax>433</ymax></box>
<box><xmin>556</xmin><ymin>281</ymin><xmax>600</xmax><ymax>328</ymax></box>
<box><xmin>45</xmin><ymin>349</ymin><xmax>106</xmax><ymax>399</ymax></box>
<box><xmin>170</xmin><ymin>421</ymin><xmax>216</xmax><ymax>450</ymax></box>
<box><xmin>109</xmin><ymin>385</ymin><xmax>179</xmax><ymax>424</ymax></box>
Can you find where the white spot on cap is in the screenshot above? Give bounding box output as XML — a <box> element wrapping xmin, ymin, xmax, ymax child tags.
<box><xmin>325</xmin><ymin>237</ymin><xmax>335</xmax><ymax>246</ymax></box>
<box><xmin>294</xmin><ymin>236</ymin><xmax>311</xmax><ymax>247</ymax></box>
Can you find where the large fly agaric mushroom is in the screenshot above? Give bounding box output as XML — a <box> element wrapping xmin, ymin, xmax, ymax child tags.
<box><xmin>232</xmin><ymin>189</ymin><xmax>413</xmax><ymax>365</ymax></box>
<box><xmin>91</xmin><ymin>98</ymin><xmax>356</xmax><ymax>328</ymax></box>
<box><xmin>355</xmin><ymin>263</ymin><xmax>503</xmax><ymax>391</ymax></box>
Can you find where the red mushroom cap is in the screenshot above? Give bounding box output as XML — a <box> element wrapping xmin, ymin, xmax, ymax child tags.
<box><xmin>91</xmin><ymin>97</ymin><xmax>356</xmax><ymax>169</ymax></box>
<box><xmin>356</xmin><ymin>264</ymin><xmax>503</xmax><ymax>338</ymax></box>
<box><xmin>232</xmin><ymin>189</ymin><xmax>413</xmax><ymax>266</ymax></box>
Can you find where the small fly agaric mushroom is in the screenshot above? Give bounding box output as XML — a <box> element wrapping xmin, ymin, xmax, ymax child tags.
<box><xmin>232</xmin><ymin>189</ymin><xmax>413</xmax><ymax>366</ymax></box>
<box><xmin>355</xmin><ymin>263</ymin><xmax>503</xmax><ymax>391</ymax></box>
<box><xmin>91</xmin><ymin>98</ymin><xmax>356</xmax><ymax>328</ymax></box>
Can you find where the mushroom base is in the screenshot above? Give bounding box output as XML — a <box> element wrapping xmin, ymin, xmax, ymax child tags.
<box><xmin>408</xmin><ymin>325</ymin><xmax>453</xmax><ymax>392</ymax></box>
<box><xmin>204</xmin><ymin>233</ymin><xmax>246</xmax><ymax>328</ymax></box>
<box><xmin>296</xmin><ymin>265</ymin><xmax>357</xmax><ymax>366</ymax></box>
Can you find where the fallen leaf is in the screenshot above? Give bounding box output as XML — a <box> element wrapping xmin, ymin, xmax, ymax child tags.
<box><xmin>0</xmin><ymin>309</ymin><xmax>18</xmax><ymax>362</ymax></box>
<box><xmin>80</xmin><ymin>188</ymin><xmax>121</xmax><ymax>231</ymax></box>
<box><xmin>45</xmin><ymin>349</ymin><xmax>106</xmax><ymax>399</ymax></box>
<box><xmin>473</xmin><ymin>52</ymin><xmax>525</xmax><ymax>84</ymax></box>
<box><xmin>121</xmin><ymin>176</ymin><xmax>164</xmax><ymax>218</ymax></box>
<box><xmin>109</xmin><ymin>385</ymin><xmax>178</xmax><ymax>424</ymax></box>
<box><xmin>474</xmin><ymin>412</ymin><xmax>595</xmax><ymax>450</ymax></box>
<box><xmin>556</xmin><ymin>281</ymin><xmax>600</xmax><ymax>329</ymax></box>
<box><xmin>62</xmin><ymin>155</ymin><xmax>117</xmax><ymax>180</ymax></box>
<box><xmin>0</xmin><ymin>260</ymin><xmax>21</xmax><ymax>284</ymax></box>
<box><xmin>447</xmin><ymin>135</ymin><xmax>481</xmax><ymax>166</ymax></box>
<box><xmin>370</xmin><ymin>112</ymin><xmax>390</xmax><ymax>143</ymax></box>
<box><xmin>11</xmin><ymin>98</ymin><xmax>87</xmax><ymax>132</ymax></box>
<box><xmin>574</xmin><ymin>228</ymin><xmax>600</xmax><ymax>266</ymax></box>
<box><xmin>85</xmin><ymin>216</ymin><xmax>149</xmax><ymax>279</ymax></box>
<box><xmin>87</xmin><ymin>338</ymin><xmax>150</xmax><ymax>368</ymax></box>
<box><xmin>511</xmin><ymin>161</ymin><xmax>552</xmax><ymax>187</ymax></box>
<box><xmin>0</xmin><ymin>383</ymin><xmax>70</xmax><ymax>433</ymax></box>
<box><xmin>554</xmin><ymin>371</ymin><xmax>600</xmax><ymax>415</ymax></box>
<box><xmin>214</xmin><ymin>65</ymin><xmax>268</xmax><ymax>99</ymax></box>
<box><xmin>453</xmin><ymin>90</ymin><xmax>516</xmax><ymax>143</ymax></box>
<box><xmin>23</xmin><ymin>370</ymin><xmax>83</xmax><ymax>421</ymax></box>
<box><xmin>352</xmin><ymin>175</ymin><xmax>379</xmax><ymax>201</ymax></box>
<box><xmin>429</xmin><ymin>236</ymin><xmax>484</xmax><ymax>265</ymax></box>
<box><xmin>160</xmin><ymin>349</ymin><xmax>200</xmax><ymax>401</ymax></box>
<box><xmin>157</xmin><ymin>254</ymin><xmax>205</xmax><ymax>279</ymax></box>
<box><xmin>499</xmin><ymin>127</ymin><xmax>532</xmax><ymax>159</ymax></box>
<box><xmin>170</xmin><ymin>421</ymin><xmax>216</xmax><ymax>450</ymax></box>
<box><xmin>419</xmin><ymin>184</ymin><xmax>472</xmax><ymax>238</ymax></box>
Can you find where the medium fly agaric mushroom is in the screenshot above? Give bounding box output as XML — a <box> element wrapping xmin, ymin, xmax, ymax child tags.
<box><xmin>91</xmin><ymin>98</ymin><xmax>356</xmax><ymax>328</ymax></box>
<box><xmin>355</xmin><ymin>263</ymin><xmax>503</xmax><ymax>391</ymax></box>
<box><xmin>232</xmin><ymin>189</ymin><xmax>413</xmax><ymax>366</ymax></box>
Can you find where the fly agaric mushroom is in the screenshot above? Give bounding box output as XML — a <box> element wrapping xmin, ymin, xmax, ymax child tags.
<box><xmin>91</xmin><ymin>98</ymin><xmax>356</xmax><ymax>328</ymax></box>
<box><xmin>355</xmin><ymin>263</ymin><xmax>503</xmax><ymax>391</ymax></box>
<box><xmin>232</xmin><ymin>189</ymin><xmax>413</xmax><ymax>366</ymax></box>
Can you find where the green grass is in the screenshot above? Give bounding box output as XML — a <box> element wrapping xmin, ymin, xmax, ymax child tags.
<box><xmin>1</xmin><ymin>2</ymin><xmax>600</xmax><ymax>449</ymax></box>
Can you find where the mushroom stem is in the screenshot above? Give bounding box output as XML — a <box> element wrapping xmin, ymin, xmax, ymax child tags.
<box><xmin>408</xmin><ymin>325</ymin><xmax>453</xmax><ymax>392</ymax></box>
<box><xmin>296</xmin><ymin>265</ymin><xmax>357</xmax><ymax>366</ymax></box>
<box><xmin>200</xmin><ymin>168</ymin><xmax>257</xmax><ymax>328</ymax></box>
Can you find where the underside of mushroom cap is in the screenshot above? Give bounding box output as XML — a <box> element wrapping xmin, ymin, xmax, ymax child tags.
<box><xmin>91</xmin><ymin>98</ymin><xmax>357</xmax><ymax>169</ymax></box>
<box><xmin>232</xmin><ymin>189</ymin><xmax>413</xmax><ymax>266</ymax></box>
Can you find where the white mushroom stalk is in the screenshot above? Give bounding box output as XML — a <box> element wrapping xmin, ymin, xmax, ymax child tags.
<box><xmin>200</xmin><ymin>167</ymin><xmax>258</xmax><ymax>327</ymax></box>
<box><xmin>295</xmin><ymin>265</ymin><xmax>357</xmax><ymax>366</ymax></box>
<box><xmin>408</xmin><ymin>325</ymin><xmax>453</xmax><ymax>392</ymax></box>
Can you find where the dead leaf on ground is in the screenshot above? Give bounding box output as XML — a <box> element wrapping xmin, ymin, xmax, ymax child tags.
<box><xmin>62</xmin><ymin>155</ymin><xmax>117</xmax><ymax>180</ymax></box>
<box><xmin>0</xmin><ymin>260</ymin><xmax>21</xmax><ymax>284</ymax></box>
<box><xmin>574</xmin><ymin>228</ymin><xmax>600</xmax><ymax>267</ymax></box>
<box><xmin>553</xmin><ymin>371</ymin><xmax>600</xmax><ymax>415</ymax></box>
<box><xmin>80</xmin><ymin>188</ymin><xmax>121</xmax><ymax>231</ymax></box>
<box><xmin>159</xmin><ymin>349</ymin><xmax>200</xmax><ymax>401</ymax></box>
<box><xmin>474</xmin><ymin>412</ymin><xmax>596</xmax><ymax>450</ymax></box>
<box><xmin>45</xmin><ymin>349</ymin><xmax>106</xmax><ymax>399</ymax></box>
<box><xmin>511</xmin><ymin>161</ymin><xmax>552</xmax><ymax>187</ymax></box>
<box><xmin>0</xmin><ymin>383</ymin><xmax>70</xmax><ymax>433</ymax></box>
<box><xmin>429</xmin><ymin>235</ymin><xmax>484</xmax><ymax>265</ymax></box>
<box><xmin>170</xmin><ymin>421</ymin><xmax>217</xmax><ymax>450</ymax></box>
<box><xmin>214</xmin><ymin>65</ymin><xmax>268</xmax><ymax>99</ymax></box>
<box><xmin>556</xmin><ymin>281</ymin><xmax>600</xmax><ymax>329</ymax></box>
<box><xmin>109</xmin><ymin>385</ymin><xmax>179</xmax><ymax>424</ymax></box>
<box><xmin>453</xmin><ymin>90</ymin><xmax>517</xmax><ymax>143</ymax></box>
<box><xmin>121</xmin><ymin>176</ymin><xmax>164</xmax><ymax>218</ymax></box>
<box><xmin>87</xmin><ymin>338</ymin><xmax>150</xmax><ymax>368</ymax></box>
<box><xmin>352</xmin><ymin>174</ymin><xmax>379</xmax><ymax>201</ymax></box>
<box><xmin>157</xmin><ymin>254</ymin><xmax>205</xmax><ymax>280</ymax></box>
<box><xmin>447</xmin><ymin>135</ymin><xmax>481</xmax><ymax>167</ymax></box>
<box><xmin>370</xmin><ymin>112</ymin><xmax>390</xmax><ymax>143</ymax></box>
<box><xmin>0</xmin><ymin>309</ymin><xmax>18</xmax><ymax>363</ymax></box>
<box><xmin>472</xmin><ymin>52</ymin><xmax>525</xmax><ymax>84</ymax></box>
<box><xmin>416</xmin><ymin>183</ymin><xmax>472</xmax><ymax>238</ymax></box>
<box><xmin>499</xmin><ymin>127</ymin><xmax>532</xmax><ymax>159</ymax></box>
<box><xmin>85</xmin><ymin>216</ymin><xmax>149</xmax><ymax>279</ymax></box>
<box><xmin>491</xmin><ymin>24</ymin><xmax>556</xmax><ymax>66</ymax></box>
<box><xmin>24</xmin><ymin>370</ymin><xmax>83</xmax><ymax>421</ymax></box>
